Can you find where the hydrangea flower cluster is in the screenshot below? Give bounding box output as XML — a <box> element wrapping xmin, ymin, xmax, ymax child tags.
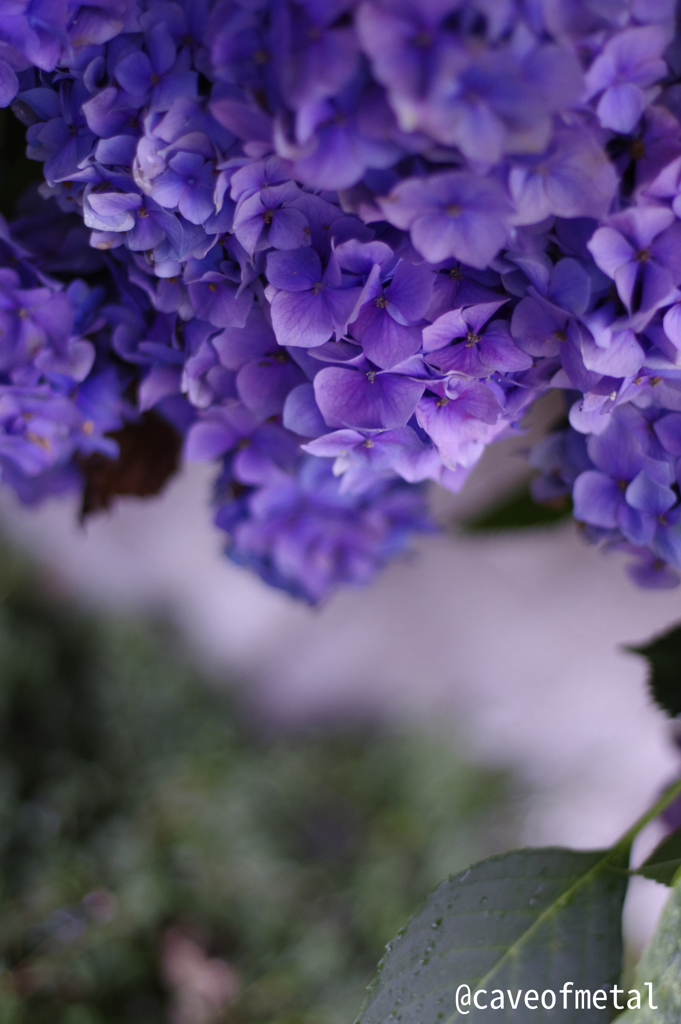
<box><xmin>0</xmin><ymin>208</ymin><xmax>133</xmax><ymax>504</ymax></box>
<box><xmin>4</xmin><ymin>0</ymin><xmax>681</xmax><ymax>599</ymax></box>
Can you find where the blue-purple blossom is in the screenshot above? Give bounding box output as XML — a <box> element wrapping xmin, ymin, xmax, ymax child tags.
<box><xmin>377</xmin><ymin>172</ymin><xmax>512</xmax><ymax>269</ymax></box>
<box><xmin>216</xmin><ymin>455</ymin><xmax>435</xmax><ymax>604</ymax></box>
<box><xmin>267</xmin><ymin>248</ymin><xmax>362</xmax><ymax>348</ymax></box>
<box><xmin>587</xmin><ymin>207</ymin><xmax>681</xmax><ymax>325</ymax></box>
<box><xmin>5</xmin><ymin>0</ymin><xmax>681</xmax><ymax>596</ymax></box>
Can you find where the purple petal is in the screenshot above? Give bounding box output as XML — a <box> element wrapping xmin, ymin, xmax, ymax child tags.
<box><xmin>138</xmin><ymin>366</ymin><xmax>182</xmax><ymax>411</ymax></box>
<box><xmin>313</xmin><ymin>366</ymin><xmax>425</xmax><ymax>429</ymax></box>
<box><xmin>115</xmin><ymin>50</ymin><xmax>153</xmax><ymax>96</ymax></box>
<box><xmin>178</xmin><ymin>185</ymin><xmax>215</xmax><ymax>225</ymax></box>
<box><xmin>414</xmin><ymin>387</ymin><xmax>502</xmax><ymax>468</ymax></box>
<box><xmin>268</xmin><ymin>208</ymin><xmax>310</xmax><ymax>250</ymax></box>
<box><xmin>479</xmin><ymin>321</ymin><xmax>533</xmax><ymax>372</ymax></box>
<box><xmin>187</xmin><ymin>278</ymin><xmax>253</xmax><ymax>328</ymax></box>
<box><xmin>597</xmin><ymin>83</ymin><xmax>644</xmax><ymax>133</ymax></box>
<box><xmin>95</xmin><ymin>134</ymin><xmax>137</xmax><ymax>166</ymax></box>
<box><xmin>236</xmin><ymin>355</ymin><xmax>306</xmax><ymax>418</ymax></box>
<box><xmin>385</xmin><ymin>262</ymin><xmax>433</xmax><ymax>321</ymax></box>
<box><xmin>185</xmin><ymin>419</ymin><xmax>239</xmax><ymax>460</ymax></box>
<box><xmin>651</xmin><ymin>221</ymin><xmax>681</xmax><ymax>282</ymax></box>
<box><xmin>282</xmin><ymin>383</ymin><xmax>327</xmax><ymax>437</ymax></box>
<box><xmin>549</xmin><ymin>259</ymin><xmax>590</xmax><ymax>315</ymax></box>
<box><xmin>212</xmin><ymin>310</ymin><xmax>275</xmax><ymax>369</ymax></box>
<box><xmin>151</xmin><ymin>170</ymin><xmax>186</xmax><ymax>210</ymax></box>
<box><xmin>580</xmin><ymin>328</ymin><xmax>645</xmax><ymax>377</ymax></box>
<box><xmin>266</xmin><ymin>248</ymin><xmax>322</xmax><ymax>292</ymax></box>
<box><xmin>150</xmin><ymin>72</ymin><xmax>199</xmax><ymax>114</ymax></box>
<box><xmin>573</xmin><ymin>470</ymin><xmax>620</xmax><ymax>528</ymax></box>
<box><xmin>510</xmin><ymin>297</ymin><xmax>564</xmax><ymax>357</ymax></box>
<box><xmin>323</xmin><ymin>285</ymin><xmax>363</xmax><ymax>336</ymax></box>
<box><xmin>169</xmin><ymin>151</ymin><xmax>205</xmax><ymax>178</ymax></box>
<box><xmin>210</xmin><ymin>98</ymin><xmax>273</xmax><ymax>143</ymax></box>
<box><xmin>148</xmin><ymin>21</ymin><xmax>177</xmax><ymax>77</ymax></box>
<box><xmin>639</xmin><ymin>260</ymin><xmax>677</xmax><ymax>316</ymax></box>
<box><xmin>422</xmin><ymin>309</ymin><xmax>468</xmax><ymax>353</ymax></box>
<box><xmin>354</xmin><ymin>304</ymin><xmax>423</xmax><ymax>370</ymax></box>
<box><xmin>587</xmin><ymin>406</ymin><xmax>649</xmax><ymax>478</ymax></box>
<box><xmin>271</xmin><ymin>289</ymin><xmax>334</xmax><ymax>347</ymax></box>
<box><xmin>618</xmin><ymin>503</ymin><xmax>655</xmax><ymax>545</ymax></box>
<box><xmin>587</xmin><ymin>226</ymin><xmax>636</xmax><ymax>280</ymax></box>
<box><xmin>0</xmin><ymin>57</ymin><xmax>19</xmax><ymax>107</ymax></box>
<box><xmin>411</xmin><ymin>209</ymin><xmax>509</xmax><ymax>270</ymax></box>
<box><xmin>302</xmin><ymin>429</ymin><xmax>365</xmax><ymax>458</ymax></box>
<box><xmin>625</xmin><ymin>469</ymin><xmax>676</xmax><ymax>514</ymax></box>
<box><xmin>426</xmin><ymin>342</ymin><xmax>489</xmax><ymax>378</ymax></box>
<box><xmin>463</xmin><ymin>300</ymin><xmax>509</xmax><ymax>335</ymax></box>
<box><xmin>653</xmin><ymin>522</ymin><xmax>681</xmax><ymax>569</ymax></box>
<box><xmin>654</xmin><ymin>413</ymin><xmax>681</xmax><ymax>455</ymax></box>
<box><xmin>87</xmin><ymin>192</ymin><xmax>142</xmax><ymax>217</ymax></box>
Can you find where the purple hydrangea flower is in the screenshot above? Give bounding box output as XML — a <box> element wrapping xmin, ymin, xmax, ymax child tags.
<box><xmin>378</xmin><ymin>172</ymin><xmax>512</xmax><ymax>269</ymax></box>
<box><xmin>267</xmin><ymin>247</ymin><xmax>362</xmax><ymax>347</ymax></box>
<box><xmin>587</xmin><ymin>206</ymin><xmax>681</xmax><ymax>326</ymax></box>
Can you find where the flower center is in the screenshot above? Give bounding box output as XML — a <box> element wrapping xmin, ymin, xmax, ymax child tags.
<box><xmin>554</xmin><ymin>329</ymin><xmax>567</xmax><ymax>341</ymax></box>
<box><xmin>27</xmin><ymin>431</ymin><xmax>50</xmax><ymax>451</ymax></box>
<box><xmin>465</xmin><ymin>330</ymin><xmax>480</xmax><ymax>347</ymax></box>
<box><xmin>636</xmin><ymin>248</ymin><xmax>650</xmax><ymax>262</ymax></box>
<box><xmin>445</xmin><ymin>203</ymin><xmax>462</xmax><ymax>218</ymax></box>
<box><xmin>366</xmin><ymin>371</ymin><xmax>377</xmax><ymax>383</ymax></box>
<box><xmin>436</xmin><ymin>396</ymin><xmax>449</xmax><ymax>407</ymax></box>
<box><xmin>363</xmin><ymin>438</ymin><xmax>374</xmax><ymax>448</ymax></box>
<box><xmin>630</xmin><ymin>139</ymin><xmax>646</xmax><ymax>160</ymax></box>
<box><xmin>312</xmin><ymin>282</ymin><xmax>325</xmax><ymax>295</ymax></box>
<box><xmin>375</xmin><ymin>295</ymin><xmax>388</xmax><ymax>308</ymax></box>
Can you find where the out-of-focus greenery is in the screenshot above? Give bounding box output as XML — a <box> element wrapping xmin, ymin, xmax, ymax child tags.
<box><xmin>0</xmin><ymin>545</ymin><xmax>517</xmax><ymax>1024</ymax></box>
<box><xmin>463</xmin><ymin>482</ymin><xmax>572</xmax><ymax>532</ymax></box>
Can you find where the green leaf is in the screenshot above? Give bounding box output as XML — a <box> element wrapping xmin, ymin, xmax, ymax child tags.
<box><xmin>463</xmin><ymin>484</ymin><xmax>571</xmax><ymax>533</ymax></box>
<box><xmin>627</xmin><ymin>623</ymin><xmax>681</xmax><ymax>717</ymax></box>
<box><xmin>636</xmin><ymin>826</ymin><xmax>681</xmax><ymax>886</ymax></box>
<box><xmin>356</xmin><ymin>847</ymin><xmax>628</xmax><ymax>1024</ymax></box>
<box><xmin>614</xmin><ymin>877</ymin><xmax>681</xmax><ymax>1023</ymax></box>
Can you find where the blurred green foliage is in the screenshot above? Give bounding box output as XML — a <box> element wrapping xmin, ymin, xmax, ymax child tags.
<box><xmin>464</xmin><ymin>482</ymin><xmax>572</xmax><ymax>532</ymax></box>
<box><xmin>0</xmin><ymin>545</ymin><xmax>517</xmax><ymax>1024</ymax></box>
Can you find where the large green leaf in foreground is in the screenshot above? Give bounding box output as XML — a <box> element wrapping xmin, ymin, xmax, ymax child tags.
<box><xmin>357</xmin><ymin>848</ymin><xmax>628</xmax><ymax>1024</ymax></box>
<box><xmin>636</xmin><ymin>824</ymin><xmax>681</xmax><ymax>886</ymax></box>
<box><xmin>617</xmin><ymin>879</ymin><xmax>681</xmax><ymax>1023</ymax></box>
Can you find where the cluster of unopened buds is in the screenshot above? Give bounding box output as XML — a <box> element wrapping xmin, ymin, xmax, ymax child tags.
<box><xmin>2</xmin><ymin>0</ymin><xmax>681</xmax><ymax>600</ymax></box>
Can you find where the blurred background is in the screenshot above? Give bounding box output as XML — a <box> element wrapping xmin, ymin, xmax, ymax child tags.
<box><xmin>1</xmin><ymin>421</ymin><xmax>681</xmax><ymax>1024</ymax></box>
